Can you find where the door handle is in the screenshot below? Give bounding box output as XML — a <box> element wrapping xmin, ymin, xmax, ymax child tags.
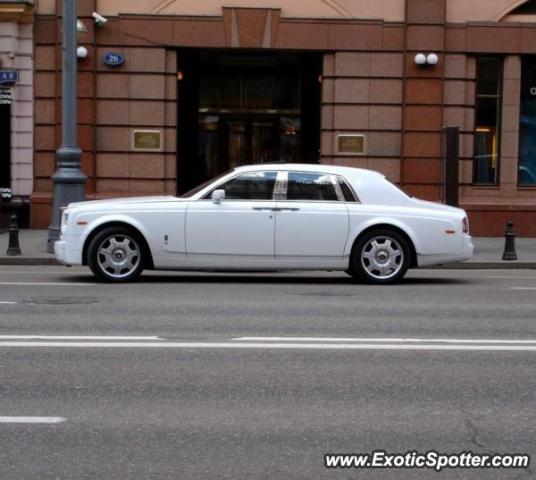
<box><xmin>252</xmin><ymin>207</ymin><xmax>300</xmax><ymax>212</ymax></box>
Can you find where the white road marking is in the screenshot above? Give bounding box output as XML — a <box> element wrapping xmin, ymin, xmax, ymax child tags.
<box><xmin>0</xmin><ymin>335</ymin><xmax>162</xmax><ymax>340</ymax></box>
<box><xmin>0</xmin><ymin>301</ymin><xmax>17</xmax><ymax>305</ymax></box>
<box><xmin>0</xmin><ymin>341</ymin><xmax>535</xmax><ymax>351</ymax></box>
<box><xmin>509</xmin><ymin>287</ymin><xmax>536</xmax><ymax>290</ymax></box>
<box><xmin>487</xmin><ymin>276</ymin><xmax>536</xmax><ymax>279</ymax></box>
<box><xmin>0</xmin><ymin>282</ymin><xmax>98</xmax><ymax>286</ymax></box>
<box><xmin>233</xmin><ymin>337</ymin><xmax>536</xmax><ymax>344</ymax></box>
<box><xmin>0</xmin><ymin>416</ymin><xmax>65</xmax><ymax>424</ymax></box>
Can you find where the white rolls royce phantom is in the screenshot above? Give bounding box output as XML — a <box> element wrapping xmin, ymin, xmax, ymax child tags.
<box><xmin>55</xmin><ymin>164</ymin><xmax>473</xmax><ymax>284</ymax></box>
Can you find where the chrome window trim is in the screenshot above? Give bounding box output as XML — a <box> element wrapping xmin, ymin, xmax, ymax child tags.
<box><xmin>273</xmin><ymin>171</ymin><xmax>287</xmax><ymax>200</ymax></box>
<box><xmin>196</xmin><ymin>169</ymin><xmax>361</xmax><ymax>204</ymax></box>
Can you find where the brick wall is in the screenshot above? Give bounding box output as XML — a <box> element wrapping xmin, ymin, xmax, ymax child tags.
<box><xmin>31</xmin><ymin>5</ymin><xmax>177</xmax><ymax>228</ymax></box>
<box><xmin>321</xmin><ymin>52</ymin><xmax>404</xmax><ymax>183</ymax></box>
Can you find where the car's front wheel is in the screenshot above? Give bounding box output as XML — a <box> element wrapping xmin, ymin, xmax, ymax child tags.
<box><xmin>87</xmin><ymin>227</ymin><xmax>144</xmax><ymax>282</ymax></box>
<box><xmin>350</xmin><ymin>229</ymin><xmax>410</xmax><ymax>284</ymax></box>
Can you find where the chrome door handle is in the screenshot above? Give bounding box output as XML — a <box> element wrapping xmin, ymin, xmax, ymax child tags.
<box><xmin>252</xmin><ymin>207</ymin><xmax>300</xmax><ymax>212</ymax></box>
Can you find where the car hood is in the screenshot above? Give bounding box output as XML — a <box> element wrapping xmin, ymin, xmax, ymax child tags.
<box><xmin>68</xmin><ymin>196</ymin><xmax>181</xmax><ymax>209</ymax></box>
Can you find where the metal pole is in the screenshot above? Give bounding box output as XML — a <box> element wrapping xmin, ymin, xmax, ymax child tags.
<box><xmin>47</xmin><ymin>0</ymin><xmax>87</xmax><ymax>253</ymax></box>
<box><xmin>443</xmin><ymin>126</ymin><xmax>460</xmax><ymax>207</ymax></box>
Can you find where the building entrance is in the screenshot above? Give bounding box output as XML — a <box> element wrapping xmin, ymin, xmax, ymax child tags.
<box><xmin>177</xmin><ymin>49</ymin><xmax>322</xmax><ymax>193</ymax></box>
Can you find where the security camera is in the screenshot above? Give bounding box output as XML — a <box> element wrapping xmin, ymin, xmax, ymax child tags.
<box><xmin>92</xmin><ymin>12</ymin><xmax>108</xmax><ymax>26</ymax></box>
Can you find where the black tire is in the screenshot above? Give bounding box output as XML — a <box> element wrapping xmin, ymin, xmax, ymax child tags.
<box><xmin>349</xmin><ymin>229</ymin><xmax>411</xmax><ymax>284</ymax></box>
<box><xmin>87</xmin><ymin>226</ymin><xmax>144</xmax><ymax>282</ymax></box>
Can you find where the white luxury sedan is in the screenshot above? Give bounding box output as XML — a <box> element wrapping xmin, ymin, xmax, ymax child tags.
<box><xmin>55</xmin><ymin>164</ymin><xmax>473</xmax><ymax>284</ymax></box>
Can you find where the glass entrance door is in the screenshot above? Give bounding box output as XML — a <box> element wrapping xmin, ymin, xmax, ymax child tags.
<box><xmin>197</xmin><ymin>114</ymin><xmax>301</xmax><ymax>176</ymax></box>
<box><xmin>224</xmin><ymin>116</ymin><xmax>278</xmax><ymax>168</ymax></box>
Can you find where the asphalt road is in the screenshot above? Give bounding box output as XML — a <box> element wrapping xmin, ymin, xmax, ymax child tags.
<box><xmin>0</xmin><ymin>266</ymin><xmax>535</xmax><ymax>479</ymax></box>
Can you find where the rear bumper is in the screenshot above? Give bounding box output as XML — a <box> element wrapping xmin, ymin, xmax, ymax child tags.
<box><xmin>461</xmin><ymin>235</ymin><xmax>474</xmax><ymax>261</ymax></box>
<box><xmin>417</xmin><ymin>235</ymin><xmax>474</xmax><ymax>267</ymax></box>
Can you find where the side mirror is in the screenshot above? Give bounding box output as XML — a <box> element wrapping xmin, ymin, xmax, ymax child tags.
<box><xmin>212</xmin><ymin>189</ymin><xmax>225</xmax><ymax>205</ymax></box>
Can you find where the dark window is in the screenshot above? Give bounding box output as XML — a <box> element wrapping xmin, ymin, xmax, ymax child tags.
<box><xmin>287</xmin><ymin>172</ymin><xmax>339</xmax><ymax>201</ymax></box>
<box><xmin>519</xmin><ymin>56</ymin><xmax>536</xmax><ymax>185</ymax></box>
<box><xmin>337</xmin><ymin>177</ymin><xmax>358</xmax><ymax>202</ymax></box>
<box><xmin>509</xmin><ymin>0</ymin><xmax>536</xmax><ymax>15</ymax></box>
<box><xmin>473</xmin><ymin>57</ymin><xmax>503</xmax><ymax>184</ymax></box>
<box><xmin>210</xmin><ymin>171</ymin><xmax>277</xmax><ymax>200</ymax></box>
<box><xmin>0</xmin><ymin>104</ymin><xmax>10</xmax><ymax>192</ymax></box>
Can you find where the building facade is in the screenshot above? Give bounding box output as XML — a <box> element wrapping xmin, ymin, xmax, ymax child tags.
<box><xmin>29</xmin><ymin>0</ymin><xmax>536</xmax><ymax>236</ymax></box>
<box><xmin>0</xmin><ymin>0</ymin><xmax>33</xmax><ymax>225</ymax></box>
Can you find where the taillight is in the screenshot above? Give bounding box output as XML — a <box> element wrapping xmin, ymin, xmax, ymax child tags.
<box><xmin>462</xmin><ymin>217</ymin><xmax>469</xmax><ymax>234</ymax></box>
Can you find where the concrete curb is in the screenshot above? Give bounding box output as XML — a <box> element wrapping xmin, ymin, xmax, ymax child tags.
<box><xmin>0</xmin><ymin>257</ymin><xmax>60</xmax><ymax>266</ymax></box>
<box><xmin>433</xmin><ymin>262</ymin><xmax>536</xmax><ymax>270</ymax></box>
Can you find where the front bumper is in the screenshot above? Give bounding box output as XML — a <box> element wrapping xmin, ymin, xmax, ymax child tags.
<box><xmin>54</xmin><ymin>238</ymin><xmax>82</xmax><ymax>266</ymax></box>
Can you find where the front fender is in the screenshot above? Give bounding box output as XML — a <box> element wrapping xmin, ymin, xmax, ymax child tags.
<box><xmin>79</xmin><ymin>214</ymin><xmax>153</xmax><ymax>254</ymax></box>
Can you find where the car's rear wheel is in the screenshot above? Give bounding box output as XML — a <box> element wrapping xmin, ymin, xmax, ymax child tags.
<box><xmin>350</xmin><ymin>229</ymin><xmax>410</xmax><ymax>284</ymax></box>
<box><xmin>88</xmin><ymin>227</ymin><xmax>144</xmax><ymax>282</ymax></box>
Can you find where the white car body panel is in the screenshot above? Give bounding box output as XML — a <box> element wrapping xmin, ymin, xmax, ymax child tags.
<box><xmin>185</xmin><ymin>200</ymin><xmax>275</xmax><ymax>257</ymax></box>
<box><xmin>275</xmin><ymin>201</ymin><xmax>349</xmax><ymax>259</ymax></box>
<box><xmin>54</xmin><ymin>164</ymin><xmax>474</xmax><ymax>274</ymax></box>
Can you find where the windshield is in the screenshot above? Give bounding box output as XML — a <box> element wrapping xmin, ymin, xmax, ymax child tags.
<box><xmin>179</xmin><ymin>170</ymin><xmax>233</xmax><ymax>198</ymax></box>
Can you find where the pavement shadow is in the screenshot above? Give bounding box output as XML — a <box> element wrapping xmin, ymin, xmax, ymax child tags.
<box><xmin>64</xmin><ymin>273</ymin><xmax>469</xmax><ymax>286</ymax></box>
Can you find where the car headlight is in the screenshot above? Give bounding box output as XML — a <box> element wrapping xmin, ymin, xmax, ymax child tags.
<box><xmin>60</xmin><ymin>208</ymin><xmax>69</xmax><ymax>234</ymax></box>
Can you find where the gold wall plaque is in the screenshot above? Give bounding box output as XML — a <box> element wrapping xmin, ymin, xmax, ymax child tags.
<box><xmin>132</xmin><ymin>130</ymin><xmax>162</xmax><ymax>151</ymax></box>
<box><xmin>336</xmin><ymin>134</ymin><xmax>365</xmax><ymax>155</ymax></box>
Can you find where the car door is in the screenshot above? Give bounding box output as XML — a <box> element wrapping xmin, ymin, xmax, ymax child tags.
<box><xmin>275</xmin><ymin>171</ymin><xmax>349</xmax><ymax>259</ymax></box>
<box><xmin>185</xmin><ymin>170</ymin><xmax>278</xmax><ymax>258</ymax></box>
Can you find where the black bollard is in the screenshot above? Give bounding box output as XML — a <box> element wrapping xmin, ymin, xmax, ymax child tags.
<box><xmin>502</xmin><ymin>221</ymin><xmax>517</xmax><ymax>261</ymax></box>
<box><xmin>6</xmin><ymin>212</ymin><xmax>21</xmax><ymax>256</ymax></box>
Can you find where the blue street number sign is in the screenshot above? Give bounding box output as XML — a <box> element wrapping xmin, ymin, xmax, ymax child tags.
<box><xmin>104</xmin><ymin>52</ymin><xmax>125</xmax><ymax>67</ymax></box>
<box><xmin>0</xmin><ymin>70</ymin><xmax>19</xmax><ymax>85</ymax></box>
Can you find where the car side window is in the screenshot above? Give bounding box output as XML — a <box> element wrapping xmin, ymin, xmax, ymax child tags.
<box><xmin>206</xmin><ymin>171</ymin><xmax>278</xmax><ymax>200</ymax></box>
<box><xmin>286</xmin><ymin>172</ymin><xmax>339</xmax><ymax>201</ymax></box>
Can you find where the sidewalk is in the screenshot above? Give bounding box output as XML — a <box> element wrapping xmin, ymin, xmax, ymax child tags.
<box><xmin>0</xmin><ymin>229</ymin><xmax>57</xmax><ymax>265</ymax></box>
<box><xmin>0</xmin><ymin>229</ymin><xmax>535</xmax><ymax>268</ymax></box>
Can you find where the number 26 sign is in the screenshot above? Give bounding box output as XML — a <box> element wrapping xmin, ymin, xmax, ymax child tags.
<box><xmin>104</xmin><ymin>52</ymin><xmax>125</xmax><ymax>67</ymax></box>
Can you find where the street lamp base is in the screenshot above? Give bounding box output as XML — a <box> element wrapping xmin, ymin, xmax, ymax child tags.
<box><xmin>47</xmin><ymin>146</ymin><xmax>87</xmax><ymax>254</ymax></box>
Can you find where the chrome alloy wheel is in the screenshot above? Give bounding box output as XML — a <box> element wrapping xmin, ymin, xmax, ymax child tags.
<box><xmin>360</xmin><ymin>236</ymin><xmax>404</xmax><ymax>280</ymax></box>
<box><xmin>96</xmin><ymin>234</ymin><xmax>141</xmax><ymax>280</ymax></box>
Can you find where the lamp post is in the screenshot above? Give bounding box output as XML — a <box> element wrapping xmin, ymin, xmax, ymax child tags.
<box><xmin>47</xmin><ymin>0</ymin><xmax>87</xmax><ymax>253</ymax></box>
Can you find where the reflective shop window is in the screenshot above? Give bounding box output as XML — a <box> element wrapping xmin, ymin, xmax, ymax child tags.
<box><xmin>473</xmin><ymin>57</ymin><xmax>503</xmax><ymax>184</ymax></box>
<box><xmin>519</xmin><ymin>57</ymin><xmax>536</xmax><ymax>185</ymax></box>
<box><xmin>287</xmin><ymin>172</ymin><xmax>339</xmax><ymax>201</ymax></box>
<box><xmin>210</xmin><ymin>171</ymin><xmax>278</xmax><ymax>200</ymax></box>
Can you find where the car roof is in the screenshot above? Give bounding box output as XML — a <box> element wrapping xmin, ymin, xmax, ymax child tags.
<box><xmin>233</xmin><ymin>163</ymin><xmax>385</xmax><ymax>181</ymax></box>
